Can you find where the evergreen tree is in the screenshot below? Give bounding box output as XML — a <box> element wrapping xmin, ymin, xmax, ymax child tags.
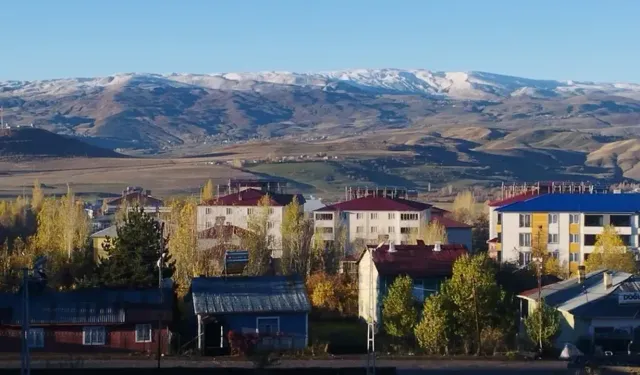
<box><xmin>97</xmin><ymin>206</ymin><xmax>174</xmax><ymax>288</ymax></box>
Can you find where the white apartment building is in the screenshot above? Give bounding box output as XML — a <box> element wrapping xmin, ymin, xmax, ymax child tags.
<box><xmin>196</xmin><ymin>188</ymin><xmax>304</xmax><ymax>257</ymax></box>
<box><xmin>313</xmin><ymin>196</ymin><xmax>432</xmax><ymax>250</ymax></box>
<box><xmin>492</xmin><ymin>193</ymin><xmax>640</xmax><ymax>273</ymax></box>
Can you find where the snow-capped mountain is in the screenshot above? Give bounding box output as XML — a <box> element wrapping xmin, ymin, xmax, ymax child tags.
<box><xmin>3</xmin><ymin>69</ymin><xmax>640</xmax><ymax>100</ymax></box>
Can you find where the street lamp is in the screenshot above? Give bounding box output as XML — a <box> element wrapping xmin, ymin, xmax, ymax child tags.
<box><xmin>20</xmin><ymin>256</ymin><xmax>47</xmax><ymax>375</ymax></box>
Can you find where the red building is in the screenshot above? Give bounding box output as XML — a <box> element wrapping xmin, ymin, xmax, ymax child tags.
<box><xmin>0</xmin><ymin>286</ymin><xmax>172</xmax><ymax>354</ymax></box>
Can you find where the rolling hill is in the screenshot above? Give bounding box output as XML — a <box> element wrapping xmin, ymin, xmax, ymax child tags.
<box><xmin>0</xmin><ymin>128</ymin><xmax>123</xmax><ymax>158</ymax></box>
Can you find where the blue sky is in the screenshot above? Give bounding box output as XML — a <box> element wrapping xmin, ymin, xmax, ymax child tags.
<box><xmin>2</xmin><ymin>0</ymin><xmax>639</xmax><ymax>82</ymax></box>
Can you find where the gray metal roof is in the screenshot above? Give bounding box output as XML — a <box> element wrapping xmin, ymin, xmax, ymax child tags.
<box><xmin>518</xmin><ymin>270</ymin><xmax>638</xmax><ymax>318</ymax></box>
<box><xmin>90</xmin><ymin>225</ymin><xmax>117</xmax><ymax>238</ymax></box>
<box><xmin>0</xmin><ymin>287</ymin><xmax>171</xmax><ymax>325</ymax></box>
<box><xmin>191</xmin><ymin>276</ymin><xmax>311</xmax><ymax>315</ymax></box>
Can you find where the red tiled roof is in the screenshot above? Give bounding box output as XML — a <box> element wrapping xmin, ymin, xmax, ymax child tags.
<box><xmin>316</xmin><ymin>196</ymin><xmax>431</xmax><ymax>212</ymax></box>
<box><xmin>360</xmin><ymin>243</ymin><xmax>467</xmax><ymax>278</ymax></box>
<box><xmin>430</xmin><ymin>206</ymin><xmax>450</xmax><ymax>217</ymax></box>
<box><xmin>488</xmin><ymin>192</ymin><xmax>539</xmax><ymax>207</ymax></box>
<box><xmin>107</xmin><ymin>192</ymin><xmax>164</xmax><ymax>207</ymax></box>
<box><xmin>202</xmin><ymin>189</ymin><xmax>305</xmax><ymax>207</ymax></box>
<box><xmin>431</xmin><ymin>216</ymin><xmax>471</xmax><ymax>229</ymax></box>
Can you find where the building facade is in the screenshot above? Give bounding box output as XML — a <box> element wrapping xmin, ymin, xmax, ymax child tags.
<box><xmin>197</xmin><ymin>188</ymin><xmax>305</xmax><ymax>258</ymax></box>
<box><xmin>492</xmin><ymin>194</ymin><xmax>640</xmax><ymax>273</ymax></box>
<box><xmin>313</xmin><ymin>196</ymin><xmax>432</xmax><ymax>250</ymax></box>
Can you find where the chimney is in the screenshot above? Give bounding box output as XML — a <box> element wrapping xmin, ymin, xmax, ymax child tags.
<box><xmin>388</xmin><ymin>243</ymin><xmax>397</xmax><ymax>253</ymax></box>
<box><xmin>578</xmin><ymin>265</ymin><xmax>586</xmax><ymax>284</ymax></box>
<box><xmin>603</xmin><ymin>271</ymin><xmax>612</xmax><ymax>290</ymax></box>
<box><xmin>434</xmin><ymin>241</ymin><xmax>441</xmax><ymax>252</ymax></box>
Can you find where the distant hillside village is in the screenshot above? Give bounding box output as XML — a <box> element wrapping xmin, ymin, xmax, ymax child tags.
<box><xmin>2</xmin><ymin>179</ymin><xmax>640</xmax><ymax>359</ymax></box>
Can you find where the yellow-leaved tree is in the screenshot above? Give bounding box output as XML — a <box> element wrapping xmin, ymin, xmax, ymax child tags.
<box><xmin>280</xmin><ymin>196</ymin><xmax>314</xmax><ymax>276</ymax></box>
<box><xmin>415</xmin><ymin>220</ymin><xmax>448</xmax><ymax>245</ymax></box>
<box><xmin>201</xmin><ymin>179</ymin><xmax>214</xmax><ymax>202</ymax></box>
<box><xmin>452</xmin><ymin>191</ymin><xmax>477</xmax><ymax>225</ymax></box>
<box><xmin>31</xmin><ymin>179</ymin><xmax>44</xmax><ymax>212</ymax></box>
<box><xmin>585</xmin><ymin>225</ymin><xmax>637</xmax><ymax>273</ymax></box>
<box><xmin>243</xmin><ymin>195</ymin><xmax>273</xmax><ymax>276</ymax></box>
<box><xmin>167</xmin><ymin>198</ymin><xmax>199</xmax><ymax>294</ymax></box>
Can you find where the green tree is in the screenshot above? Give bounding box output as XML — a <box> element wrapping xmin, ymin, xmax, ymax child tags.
<box><xmin>382</xmin><ymin>275</ymin><xmax>417</xmax><ymax>338</ymax></box>
<box><xmin>201</xmin><ymin>179</ymin><xmax>215</xmax><ymax>202</ymax></box>
<box><xmin>96</xmin><ymin>206</ymin><xmax>175</xmax><ymax>287</ymax></box>
<box><xmin>471</xmin><ymin>211</ymin><xmax>489</xmax><ymax>252</ymax></box>
<box><xmin>446</xmin><ymin>253</ymin><xmax>502</xmax><ymax>354</ymax></box>
<box><xmin>585</xmin><ymin>225</ymin><xmax>637</xmax><ymax>273</ymax></box>
<box><xmin>524</xmin><ymin>301</ymin><xmax>561</xmax><ymax>351</ymax></box>
<box><xmin>415</xmin><ymin>291</ymin><xmax>453</xmax><ymax>354</ymax></box>
<box><xmin>243</xmin><ymin>195</ymin><xmax>273</xmax><ymax>276</ymax></box>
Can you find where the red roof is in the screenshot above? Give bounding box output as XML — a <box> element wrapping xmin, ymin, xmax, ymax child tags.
<box><xmin>430</xmin><ymin>206</ymin><xmax>450</xmax><ymax>218</ymax></box>
<box><xmin>203</xmin><ymin>188</ymin><xmax>305</xmax><ymax>207</ymax></box>
<box><xmin>488</xmin><ymin>192</ymin><xmax>539</xmax><ymax>207</ymax></box>
<box><xmin>431</xmin><ymin>216</ymin><xmax>471</xmax><ymax>229</ymax></box>
<box><xmin>316</xmin><ymin>196</ymin><xmax>431</xmax><ymax>212</ymax></box>
<box><xmin>360</xmin><ymin>243</ymin><xmax>467</xmax><ymax>278</ymax></box>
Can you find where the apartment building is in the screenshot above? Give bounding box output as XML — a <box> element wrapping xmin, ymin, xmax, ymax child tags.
<box><xmin>491</xmin><ymin>193</ymin><xmax>640</xmax><ymax>273</ymax></box>
<box><xmin>313</xmin><ymin>196</ymin><xmax>432</xmax><ymax>250</ymax></box>
<box><xmin>196</xmin><ymin>188</ymin><xmax>305</xmax><ymax>257</ymax></box>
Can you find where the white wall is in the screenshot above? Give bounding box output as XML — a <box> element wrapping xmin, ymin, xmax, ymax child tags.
<box><xmin>358</xmin><ymin>250</ymin><xmax>380</xmax><ymax>324</ymax></box>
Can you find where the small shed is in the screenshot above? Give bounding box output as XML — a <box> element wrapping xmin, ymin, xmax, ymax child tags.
<box><xmin>189</xmin><ymin>275</ymin><xmax>311</xmax><ymax>354</ymax></box>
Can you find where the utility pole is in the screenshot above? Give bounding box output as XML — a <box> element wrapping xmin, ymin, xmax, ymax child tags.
<box><xmin>20</xmin><ymin>268</ymin><xmax>30</xmax><ymax>375</ymax></box>
<box><xmin>366</xmin><ymin>247</ymin><xmax>376</xmax><ymax>375</ymax></box>
<box><xmin>157</xmin><ymin>222</ymin><xmax>166</xmax><ymax>369</ymax></box>
<box><xmin>533</xmin><ymin>226</ymin><xmax>544</xmax><ymax>355</ymax></box>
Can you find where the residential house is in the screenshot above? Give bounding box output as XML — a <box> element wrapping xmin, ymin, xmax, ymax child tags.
<box><xmin>357</xmin><ymin>242</ymin><xmax>467</xmax><ymax>324</ymax></box>
<box><xmin>493</xmin><ymin>193</ymin><xmax>640</xmax><ymax>273</ymax></box>
<box><xmin>188</xmin><ymin>275</ymin><xmax>311</xmax><ymax>354</ymax></box>
<box><xmin>0</xmin><ymin>286</ymin><xmax>172</xmax><ymax>354</ymax></box>
<box><xmin>431</xmin><ymin>216</ymin><xmax>473</xmax><ymax>252</ymax></box>
<box><xmin>105</xmin><ymin>187</ymin><xmax>168</xmax><ymax>216</ymax></box>
<box><xmin>90</xmin><ymin>225</ymin><xmax>117</xmax><ymax>262</ymax></box>
<box><xmin>518</xmin><ymin>269</ymin><xmax>640</xmax><ymax>351</ymax></box>
<box><xmin>197</xmin><ymin>223</ymin><xmax>247</xmax><ymax>251</ymax></box>
<box><xmin>487</xmin><ymin>192</ymin><xmax>539</xmax><ymax>260</ymax></box>
<box><xmin>197</xmin><ymin>189</ymin><xmax>305</xmax><ymax>258</ymax></box>
<box><xmin>313</xmin><ymin>196</ymin><xmax>432</xmax><ymax>250</ymax></box>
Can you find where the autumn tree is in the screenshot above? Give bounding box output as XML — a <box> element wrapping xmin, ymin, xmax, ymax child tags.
<box><xmin>167</xmin><ymin>198</ymin><xmax>198</xmax><ymax>293</ymax></box>
<box><xmin>96</xmin><ymin>206</ymin><xmax>175</xmax><ymax>288</ymax></box>
<box><xmin>452</xmin><ymin>190</ymin><xmax>476</xmax><ymax>225</ymax></box>
<box><xmin>306</xmin><ymin>272</ymin><xmax>358</xmax><ymax>317</ymax></box>
<box><xmin>243</xmin><ymin>195</ymin><xmax>273</xmax><ymax>276</ymax></box>
<box><xmin>415</xmin><ymin>292</ymin><xmax>453</xmax><ymax>354</ymax></box>
<box><xmin>201</xmin><ymin>179</ymin><xmax>215</xmax><ymax>202</ymax></box>
<box><xmin>382</xmin><ymin>275</ymin><xmax>417</xmax><ymax>339</ymax></box>
<box><xmin>416</xmin><ymin>220</ymin><xmax>448</xmax><ymax>245</ymax></box>
<box><xmin>524</xmin><ymin>301</ymin><xmax>560</xmax><ymax>351</ymax></box>
<box><xmin>31</xmin><ymin>179</ymin><xmax>44</xmax><ymax>212</ymax></box>
<box><xmin>280</xmin><ymin>197</ymin><xmax>315</xmax><ymax>276</ymax></box>
<box><xmin>585</xmin><ymin>225</ymin><xmax>637</xmax><ymax>273</ymax></box>
<box><xmin>446</xmin><ymin>253</ymin><xmax>502</xmax><ymax>354</ymax></box>
<box><xmin>59</xmin><ymin>186</ymin><xmax>89</xmax><ymax>259</ymax></box>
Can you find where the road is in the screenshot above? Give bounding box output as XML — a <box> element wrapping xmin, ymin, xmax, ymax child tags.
<box><xmin>0</xmin><ymin>358</ymin><xmax>572</xmax><ymax>374</ymax></box>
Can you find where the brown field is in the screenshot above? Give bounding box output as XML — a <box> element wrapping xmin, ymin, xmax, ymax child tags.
<box><xmin>0</xmin><ymin>157</ymin><xmax>252</xmax><ymax>198</ymax></box>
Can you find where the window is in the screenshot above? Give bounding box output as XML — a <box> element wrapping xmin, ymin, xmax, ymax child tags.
<box><xmin>548</xmin><ymin>233</ymin><xmax>558</xmax><ymax>244</ymax></box>
<box><xmin>620</xmin><ymin>234</ymin><xmax>632</xmax><ymax>246</ymax></box>
<box><xmin>267</xmin><ymin>221</ymin><xmax>274</xmax><ymax>229</ymax></box>
<box><xmin>519</xmin><ymin>233</ymin><xmax>531</xmax><ymax>247</ymax></box>
<box><xmin>584</xmin><ymin>234</ymin><xmax>597</xmax><ymax>246</ymax></box>
<box><xmin>356</xmin><ymin>213</ymin><xmax>364</xmax><ymax>220</ymax></box>
<box><xmin>569</xmin><ymin>214</ymin><xmax>580</xmax><ymax>224</ymax></box>
<box><xmin>83</xmin><ymin>326</ymin><xmax>106</xmax><ymax>346</ymax></box>
<box><xmin>268</xmin><ymin>208</ymin><xmax>274</xmax><ymax>215</ymax></box>
<box><xmin>569</xmin><ymin>253</ymin><xmax>580</xmax><ymax>262</ymax></box>
<box><xmin>370</xmin><ymin>226</ymin><xmax>378</xmax><ymax>233</ymax></box>
<box><xmin>315</xmin><ymin>213</ymin><xmax>333</xmax><ymax>221</ymax></box>
<box><xmin>28</xmin><ymin>328</ymin><xmax>44</xmax><ymax>348</ymax></box>
<box><xmin>583</xmin><ymin>253</ymin><xmax>591</xmax><ymax>261</ymax></box>
<box><xmin>400</xmin><ymin>227</ymin><xmax>418</xmax><ymax>234</ymax></box>
<box><xmin>247</xmin><ymin>208</ymin><xmax>254</xmax><ymax>215</ymax></box>
<box><xmin>570</xmin><ymin>234</ymin><xmax>580</xmax><ymax>243</ymax></box>
<box><xmin>388</xmin><ymin>226</ymin><xmax>395</xmax><ymax>233</ymax></box>
<box><xmin>388</xmin><ymin>213</ymin><xmax>396</xmax><ymax>220</ymax></box>
<box><xmin>548</xmin><ymin>214</ymin><xmax>558</xmax><ymax>224</ymax></box>
<box><xmin>370</xmin><ymin>213</ymin><xmax>378</xmax><ymax>220</ymax></box>
<box><xmin>497</xmin><ymin>213</ymin><xmax>502</xmax><ymax>225</ymax></box>
<box><xmin>584</xmin><ymin>215</ymin><xmax>603</xmax><ymax>227</ymax></box>
<box><xmin>550</xmin><ymin>251</ymin><xmax>559</xmax><ymax>259</ymax></box>
<box><xmin>205</xmin><ymin>207</ymin><xmax>212</xmax><ymax>215</ymax></box>
<box><xmin>226</xmin><ymin>208</ymin><xmax>232</xmax><ymax>215</ymax></box>
<box><xmin>316</xmin><ymin>227</ymin><xmax>333</xmax><ymax>234</ymax></box>
<box><xmin>205</xmin><ymin>221</ymin><xmax>212</xmax><ymax>228</ymax></box>
<box><xmin>256</xmin><ymin>317</ymin><xmax>279</xmax><ymax>335</ymax></box>
<box><xmin>356</xmin><ymin>226</ymin><xmax>364</xmax><ymax>233</ymax></box>
<box><xmin>400</xmin><ymin>213</ymin><xmax>419</xmax><ymax>221</ymax></box>
<box><xmin>610</xmin><ymin>215</ymin><xmax>631</xmax><ymax>227</ymax></box>
<box><xmin>135</xmin><ymin>324</ymin><xmax>152</xmax><ymax>343</ymax></box>
<box><xmin>519</xmin><ymin>252</ymin><xmax>532</xmax><ymax>266</ymax></box>
<box><xmin>497</xmin><ymin>232</ymin><xmax>502</xmax><ymax>243</ymax></box>
<box><xmin>519</xmin><ymin>214</ymin><xmax>531</xmax><ymax>228</ymax></box>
